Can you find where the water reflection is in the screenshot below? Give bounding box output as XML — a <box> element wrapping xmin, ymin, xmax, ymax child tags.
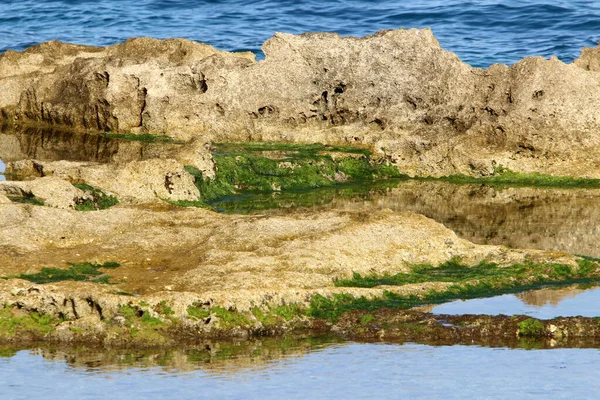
<box><xmin>4</xmin><ymin>123</ymin><xmax>600</xmax><ymax>258</ymax></box>
<box><xmin>0</xmin><ymin>123</ymin><xmax>183</xmax><ymax>167</ymax></box>
<box><xmin>348</xmin><ymin>181</ymin><xmax>600</xmax><ymax>258</ymax></box>
<box><xmin>1</xmin><ymin>342</ymin><xmax>599</xmax><ymax>399</ymax></box>
<box><xmin>227</xmin><ymin>181</ymin><xmax>600</xmax><ymax>258</ymax></box>
<box><xmin>0</xmin><ymin>157</ymin><xmax>4</xmax><ymax>181</ymax></box>
<box><xmin>0</xmin><ymin>336</ymin><xmax>343</xmax><ymax>375</ymax></box>
<box><xmin>432</xmin><ymin>284</ymin><xmax>600</xmax><ymax>318</ymax></box>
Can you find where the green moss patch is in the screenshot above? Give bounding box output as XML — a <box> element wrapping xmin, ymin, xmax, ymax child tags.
<box><xmin>178</xmin><ymin>141</ymin><xmax>404</xmax><ymax>211</ymax></box>
<box><xmin>335</xmin><ymin>259</ymin><xmax>597</xmax><ymax>288</ymax></box>
<box><xmin>187</xmin><ymin>302</ymin><xmax>304</xmax><ymax>329</ymax></box>
<box><xmin>7</xmin><ymin>195</ymin><xmax>45</xmax><ymax>206</ymax></box>
<box><xmin>209</xmin><ymin>179</ymin><xmax>401</xmax><ymax>214</ymax></box>
<box><xmin>214</xmin><ymin>142</ymin><xmax>372</xmax><ymax>156</ymax></box>
<box><xmin>73</xmin><ymin>183</ymin><xmax>119</xmax><ymax>211</ymax></box>
<box><xmin>15</xmin><ymin>261</ymin><xmax>121</xmax><ymax>284</ymax></box>
<box><xmin>432</xmin><ymin>166</ymin><xmax>600</xmax><ymax>189</ymax></box>
<box><xmin>0</xmin><ymin>307</ymin><xmax>59</xmax><ymax>338</ymax></box>
<box><xmin>187</xmin><ymin>302</ymin><xmax>211</xmax><ymax>321</ymax></box>
<box><xmin>517</xmin><ymin>318</ymin><xmax>546</xmax><ymax>337</ymax></box>
<box><xmin>305</xmin><ymin>258</ymin><xmax>600</xmax><ymax>322</ymax></box>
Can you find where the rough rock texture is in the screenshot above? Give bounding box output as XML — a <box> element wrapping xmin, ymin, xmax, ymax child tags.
<box><xmin>1</xmin><ymin>30</ymin><xmax>600</xmax><ymax>177</ymax></box>
<box><xmin>0</xmin><ymin>203</ymin><xmax>584</xmax><ymax>344</ymax></box>
<box><xmin>0</xmin><ymin>176</ymin><xmax>85</xmax><ymax>208</ymax></box>
<box><xmin>0</xmin><ymin>204</ymin><xmax>574</xmax><ymax>297</ymax></box>
<box><xmin>6</xmin><ymin>158</ymin><xmax>200</xmax><ymax>203</ymax></box>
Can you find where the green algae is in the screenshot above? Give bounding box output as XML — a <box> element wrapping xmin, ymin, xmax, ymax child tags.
<box><xmin>0</xmin><ymin>307</ymin><xmax>59</xmax><ymax>338</ymax></box>
<box><xmin>187</xmin><ymin>302</ymin><xmax>211</xmax><ymax>321</ymax></box>
<box><xmin>187</xmin><ymin>302</ymin><xmax>304</xmax><ymax>330</ymax></box>
<box><xmin>211</xmin><ymin>306</ymin><xmax>251</xmax><ymax>328</ymax></box>
<box><xmin>73</xmin><ymin>184</ymin><xmax>119</xmax><ymax>211</ymax></box>
<box><xmin>214</xmin><ymin>142</ymin><xmax>372</xmax><ymax>156</ymax></box>
<box><xmin>155</xmin><ymin>301</ymin><xmax>175</xmax><ymax>317</ymax></box>
<box><xmin>307</xmin><ymin>258</ymin><xmax>600</xmax><ymax>322</ymax></box>
<box><xmin>177</xmin><ymin>143</ymin><xmax>600</xmax><ymax>214</ymax></box>
<box><xmin>209</xmin><ymin>179</ymin><xmax>400</xmax><ymax>214</ymax></box>
<box><xmin>517</xmin><ymin>318</ymin><xmax>546</xmax><ymax>337</ymax></box>
<box><xmin>7</xmin><ymin>195</ymin><xmax>45</xmax><ymax>206</ymax></box>
<box><xmin>15</xmin><ymin>261</ymin><xmax>121</xmax><ymax>284</ymax></box>
<box><xmin>431</xmin><ymin>166</ymin><xmax>600</xmax><ymax>189</ymax></box>
<box><xmin>178</xmin><ymin>141</ymin><xmax>404</xmax><ymax>209</ymax></box>
<box><xmin>334</xmin><ymin>259</ymin><xmax>598</xmax><ymax>288</ymax></box>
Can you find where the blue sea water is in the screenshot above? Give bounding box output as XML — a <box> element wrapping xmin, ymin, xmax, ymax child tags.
<box><xmin>1</xmin><ymin>0</ymin><xmax>599</xmax><ymax>68</ymax></box>
<box><xmin>2</xmin><ymin>343</ymin><xmax>600</xmax><ymax>400</ymax></box>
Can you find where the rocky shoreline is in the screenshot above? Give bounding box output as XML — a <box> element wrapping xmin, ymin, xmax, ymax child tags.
<box><xmin>2</xmin><ymin>29</ymin><xmax>600</xmax><ymax>347</ymax></box>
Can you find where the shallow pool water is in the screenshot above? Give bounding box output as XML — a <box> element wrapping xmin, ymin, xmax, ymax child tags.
<box><xmin>433</xmin><ymin>285</ymin><xmax>600</xmax><ymax>318</ymax></box>
<box><xmin>0</xmin><ymin>342</ymin><xmax>598</xmax><ymax>399</ymax></box>
<box><xmin>3</xmin><ymin>123</ymin><xmax>600</xmax><ymax>257</ymax></box>
<box><xmin>220</xmin><ymin>180</ymin><xmax>600</xmax><ymax>258</ymax></box>
<box><xmin>0</xmin><ymin>158</ymin><xmax>4</xmax><ymax>181</ymax></box>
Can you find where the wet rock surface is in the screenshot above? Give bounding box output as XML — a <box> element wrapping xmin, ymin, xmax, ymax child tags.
<box><xmin>336</xmin><ymin>309</ymin><xmax>600</xmax><ymax>348</ymax></box>
<box><xmin>313</xmin><ymin>181</ymin><xmax>600</xmax><ymax>258</ymax></box>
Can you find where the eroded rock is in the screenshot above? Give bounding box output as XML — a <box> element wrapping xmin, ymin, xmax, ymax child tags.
<box><xmin>1</xmin><ymin>30</ymin><xmax>600</xmax><ymax>177</ymax></box>
<box><xmin>7</xmin><ymin>158</ymin><xmax>200</xmax><ymax>203</ymax></box>
<box><xmin>0</xmin><ymin>205</ymin><xmax>577</xmax><ymax>295</ymax></box>
<box><xmin>0</xmin><ymin>176</ymin><xmax>85</xmax><ymax>208</ymax></box>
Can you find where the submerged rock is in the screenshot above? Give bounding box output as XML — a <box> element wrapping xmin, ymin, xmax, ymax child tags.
<box><xmin>1</xmin><ymin>30</ymin><xmax>600</xmax><ymax>177</ymax></box>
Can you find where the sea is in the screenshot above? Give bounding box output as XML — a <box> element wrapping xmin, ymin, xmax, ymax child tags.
<box><xmin>1</xmin><ymin>0</ymin><xmax>599</xmax><ymax>68</ymax></box>
<box><xmin>2</xmin><ymin>1</ymin><xmax>600</xmax><ymax>398</ymax></box>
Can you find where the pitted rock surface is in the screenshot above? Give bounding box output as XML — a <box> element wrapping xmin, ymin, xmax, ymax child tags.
<box><xmin>1</xmin><ymin>30</ymin><xmax>600</xmax><ymax>177</ymax></box>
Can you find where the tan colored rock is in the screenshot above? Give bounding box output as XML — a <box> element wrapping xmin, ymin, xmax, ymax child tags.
<box><xmin>574</xmin><ymin>41</ymin><xmax>600</xmax><ymax>71</ymax></box>
<box><xmin>0</xmin><ymin>193</ymin><xmax>10</xmax><ymax>204</ymax></box>
<box><xmin>0</xmin><ymin>205</ymin><xmax>575</xmax><ymax>297</ymax></box>
<box><xmin>0</xmin><ymin>176</ymin><xmax>84</xmax><ymax>208</ymax></box>
<box><xmin>75</xmin><ymin>159</ymin><xmax>200</xmax><ymax>203</ymax></box>
<box><xmin>2</xmin><ymin>30</ymin><xmax>600</xmax><ymax>177</ymax></box>
<box><xmin>169</xmin><ymin>138</ymin><xmax>215</xmax><ymax>179</ymax></box>
<box><xmin>8</xmin><ymin>158</ymin><xmax>200</xmax><ymax>203</ymax></box>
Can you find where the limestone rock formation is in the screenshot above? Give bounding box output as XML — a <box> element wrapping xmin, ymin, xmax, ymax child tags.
<box><xmin>1</xmin><ymin>30</ymin><xmax>599</xmax><ymax>177</ymax></box>
<box><xmin>0</xmin><ymin>204</ymin><xmax>575</xmax><ymax>296</ymax></box>
<box><xmin>0</xmin><ymin>176</ymin><xmax>85</xmax><ymax>208</ymax></box>
<box><xmin>6</xmin><ymin>158</ymin><xmax>200</xmax><ymax>203</ymax></box>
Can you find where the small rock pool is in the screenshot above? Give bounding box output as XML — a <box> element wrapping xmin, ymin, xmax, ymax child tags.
<box><xmin>432</xmin><ymin>284</ymin><xmax>600</xmax><ymax>318</ymax></box>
